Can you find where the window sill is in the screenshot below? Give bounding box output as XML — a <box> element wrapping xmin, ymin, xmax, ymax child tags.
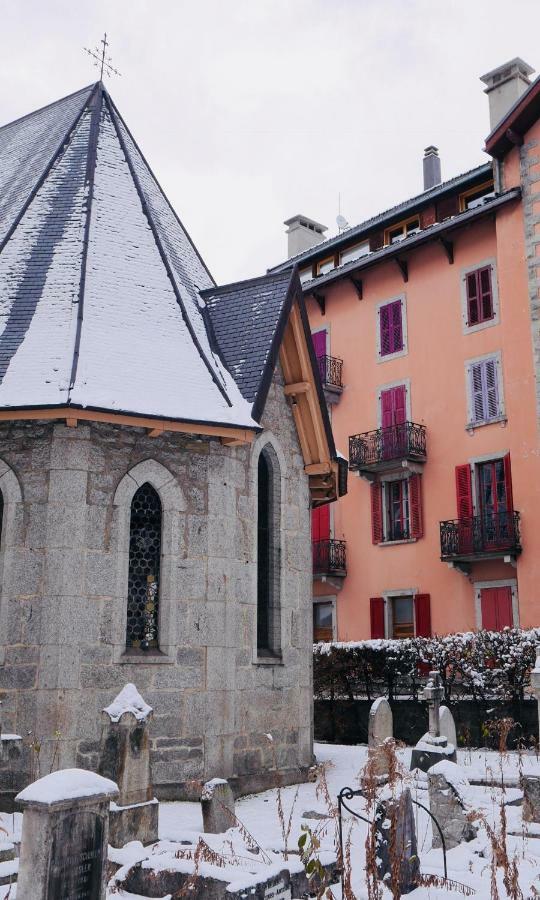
<box><xmin>466</xmin><ymin>415</ymin><xmax>507</xmax><ymax>433</ymax></box>
<box><xmin>118</xmin><ymin>649</ymin><xmax>174</xmax><ymax>665</ymax></box>
<box><xmin>463</xmin><ymin>316</ymin><xmax>499</xmax><ymax>335</ymax></box>
<box><xmin>377</xmin><ymin>348</ymin><xmax>408</xmax><ymax>364</ymax></box>
<box><xmin>253</xmin><ymin>652</ymin><xmax>284</xmax><ymax>667</ymax></box>
<box><xmin>379</xmin><ymin>538</ymin><xmax>417</xmax><ymax>546</ymax></box>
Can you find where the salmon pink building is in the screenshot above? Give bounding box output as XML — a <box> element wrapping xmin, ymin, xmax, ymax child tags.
<box><xmin>269</xmin><ymin>58</ymin><xmax>540</xmax><ymax>642</ymax></box>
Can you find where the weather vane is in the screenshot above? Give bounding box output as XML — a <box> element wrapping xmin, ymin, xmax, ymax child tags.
<box><xmin>83</xmin><ymin>33</ymin><xmax>121</xmax><ymax>80</ymax></box>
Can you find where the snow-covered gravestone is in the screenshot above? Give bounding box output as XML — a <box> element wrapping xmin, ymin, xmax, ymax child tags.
<box><xmin>530</xmin><ymin>646</ymin><xmax>540</xmax><ymax>739</ymax></box>
<box><xmin>0</xmin><ymin>698</ymin><xmax>23</xmax><ymax>812</ymax></box>
<box><xmin>367</xmin><ymin>698</ymin><xmax>393</xmax><ymax>777</ymax></box>
<box><xmin>98</xmin><ymin>684</ymin><xmax>158</xmax><ymax>847</ymax></box>
<box><xmin>410</xmin><ymin>672</ymin><xmax>456</xmax><ymax>773</ymax></box>
<box><xmin>439</xmin><ymin>705</ymin><xmax>457</xmax><ymax>749</ymax></box>
<box><xmin>201</xmin><ymin>778</ymin><xmax>236</xmax><ymax>833</ymax></box>
<box><xmin>15</xmin><ymin>768</ymin><xmax>118</xmax><ymax>900</ymax></box>
<box><xmin>428</xmin><ymin>761</ymin><xmax>477</xmax><ymax>850</ymax></box>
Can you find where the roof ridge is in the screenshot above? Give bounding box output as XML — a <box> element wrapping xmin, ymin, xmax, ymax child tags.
<box><xmin>68</xmin><ymin>84</ymin><xmax>103</xmax><ymax>397</ymax></box>
<box><xmin>103</xmin><ymin>93</ymin><xmax>234</xmax><ymax>409</ymax></box>
<box><xmin>0</xmin><ymin>82</ymin><xmax>100</xmax><ymax>259</ymax></box>
<box><xmin>202</xmin><ymin>268</ymin><xmax>293</xmax><ymax>299</ymax></box>
<box><xmin>0</xmin><ymin>83</ymin><xmax>96</xmax><ymax>134</ymax></box>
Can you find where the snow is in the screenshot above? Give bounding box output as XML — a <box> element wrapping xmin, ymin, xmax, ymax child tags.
<box><xmin>15</xmin><ymin>768</ymin><xmax>118</xmax><ymax>805</ymax></box>
<box><xmin>103</xmin><ymin>683</ymin><xmax>152</xmax><ymax>723</ymax></box>
<box><xmin>428</xmin><ymin>760</ymin><xmax>470</xmax><ymax>797</ymax></box>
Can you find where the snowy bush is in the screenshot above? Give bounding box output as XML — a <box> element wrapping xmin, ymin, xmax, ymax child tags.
<box><xmin>314</xmin><ymin>628</ymin><xmax>540</xmax><ymax>702</ymax></box>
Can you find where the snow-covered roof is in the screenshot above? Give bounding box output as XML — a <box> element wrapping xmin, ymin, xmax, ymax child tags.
<box><xmin>0</xmin><ymin>82</ymin><xmax>268</xmax><ymax>430</ymax></box>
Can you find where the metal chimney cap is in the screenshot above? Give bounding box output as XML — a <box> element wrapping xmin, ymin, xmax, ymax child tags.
<box><xmin>424</xmin><ymin>145</ymin><xmax>439</xmax><ymax>156</ymax></box>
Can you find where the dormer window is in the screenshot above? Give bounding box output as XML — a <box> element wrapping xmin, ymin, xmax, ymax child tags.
<box><xmin>459</xmin><ymin>181</ymin><xmax>495</xmax><ymax>211</ymax></box>
<box><xmin>317</xmin><ymin>256</ymin><xmax>335</xmax><ymax>276</ymax></box>
<box><xmin>384</xmin><ymin>216</ymin><xmax>420</xmax><ymax>246</ymax></box>
<box><xmin>299</xmin><ymin>266</ymin><xmax>314</xmax><ymax>284</ymax></box>
<box><xmin>340</xmin><ymin>241</ymin><xmax>369</xmax><ymax>265</ymax></box>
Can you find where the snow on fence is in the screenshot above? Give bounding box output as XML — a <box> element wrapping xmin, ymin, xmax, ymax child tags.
<box><xmin>314</xmin><ymin>628</ymin><xmax>540</xmax><ymax>703</ymax></box>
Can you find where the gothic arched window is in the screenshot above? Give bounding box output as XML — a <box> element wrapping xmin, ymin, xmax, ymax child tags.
<box><xmin>257</xmin><ymin>446</ymin><xmax>281</xmax><ymax>655</ymax></box>
<box><xmin>126</xmin><ymin>483</ymin><xmax>162</xmax><ymax>650</ymax></box>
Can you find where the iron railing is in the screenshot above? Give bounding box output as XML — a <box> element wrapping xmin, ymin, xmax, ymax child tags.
<box><xmin>313</xmin><ymin>539</ymin><xmax>347</xmax><ymax>575</ymax></box>
<box><xmin>349</xmin><ymin>421</ymin><xmax>427</xmax><ymax>470</ymax></box>
<box><xmin>440</xmin><ymin>511</ymin><xmax>521</xmax><ymax>559</ymax></box>
<box><xmin>318</xmin><ymin>354</ymin><xmax>343</xmax><ymax>389</ymax></box>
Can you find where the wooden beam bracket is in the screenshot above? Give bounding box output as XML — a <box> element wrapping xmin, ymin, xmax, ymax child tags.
<box><xmin>350</xmin><ymin>276</ymin><xmax>363</xmax><ymax>300</ymax></box>
<box><xmin>506</xmin><ymin>127</ymin><xmax>523</xmax><ymax>147</ymax></box>
<box><xmin>395</xmin><ymin>258</ymin><xmax>408</xmax><ymax>282</ymax></box>
<box><xmin>284</xmin><ymin>381</ymin><xmax>311</xmax><ymax>396</ymax></box>
<box><xmin>313</xmin><ymin>291</ymin><xmax>326</xmax><ymax>316</ymax></box>
<box><xmin>65</xmin><ymin>417</ymin><xmax>78</xmax><ymax>428</ymax></box>
<box><xmin>439</xmin><ymin>236</ymin><xmax>454</xmax><ymax>264</ymax></box>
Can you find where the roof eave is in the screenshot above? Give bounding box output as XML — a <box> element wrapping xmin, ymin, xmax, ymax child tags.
<box><xmin>485</xmin><ymin>76</ymin><xmax>540</xmax><ymax>159</ymax></box>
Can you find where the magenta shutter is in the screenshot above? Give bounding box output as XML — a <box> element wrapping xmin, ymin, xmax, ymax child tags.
<box><xmin>380</xmin><ymin>300</ymin><xmax>403</xmax><ymax>357</ymax></box>
<box><xmin>393</xmin><ymin>384</ymin><xmax>406</xmax><ymax>424</ymax></box>
<box><xmin>312</xmin><ymin>330</ymin><xmax>327</xmax><ymax>359</ymax></box>
<box><xmin>381</xmin><ymin>385</ymin><xmax>406</xmax><ymax>427</ymax></box>
<box><xmin>391</xmin><ymin>299</ymin><xmax>403</xmax><ymax>352</ymax></box>
<box><xmin>466</xmin><ymin>272</ymin><xmax>479</xmax><ymax>325</ymax></box>
<box><xmin>380</xmin><ymin>304</ymin><xmax>391</xmax><ymax>356</ymax></box>
<box><xmin>381</xmin><ymin>389</ymin><xmax>394</xmax><ymax>428</ymax></box>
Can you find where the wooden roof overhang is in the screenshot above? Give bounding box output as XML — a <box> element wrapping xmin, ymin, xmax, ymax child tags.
<box><xmin>301</xmin><ymin>189</ymin><xmax>521</xmax><ymax>304</ymax></box>
<box><xmin>485</xmin><ymin>77</ymin><xmax>540</xmax><ymax>158</ymax></box>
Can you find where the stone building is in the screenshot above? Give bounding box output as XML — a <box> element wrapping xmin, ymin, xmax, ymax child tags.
<box><xmin>0</xmin><ymin>82</ymin><xmax>346</xmax><ymax>802</ymax></box>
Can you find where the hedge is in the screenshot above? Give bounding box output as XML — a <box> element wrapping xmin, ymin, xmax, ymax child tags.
<box><xmin>313</xmin><ymin>628</ymin><xmax>540</xmax><ymax>703</ymax></box>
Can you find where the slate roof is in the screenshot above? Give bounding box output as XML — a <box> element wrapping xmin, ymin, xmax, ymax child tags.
<box><xmin>268</xmin><ymin>161</ymin><xmax>493</xmax><ymax>274</ymax></box>
<box><xmin>0</xmin><ymin>82</ymin><xmax>308</xmax><ymax>430</ymax></box>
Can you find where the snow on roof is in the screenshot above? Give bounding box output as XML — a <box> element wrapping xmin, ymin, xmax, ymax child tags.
<box><xmin>16</xmin><ymin>768</ymin><xmax>118</xmax><ymax>805</ymax></box>
<box><xmin>104</xmin><ymin>683</ymin><xmax>153</xmax><ymax>723</ymax></box>
<box><xmin>0</xmin><ymin>83</ymin><xmax>259</xmax><ymax>429</ymax></box>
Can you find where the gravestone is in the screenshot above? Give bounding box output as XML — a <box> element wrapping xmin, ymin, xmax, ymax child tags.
<box><xmin>522</xmin><ymin>775</ymin><xmax>540</xmax><ymax>823</ymax></box>
<box><xmin>15</xmin><ymin>768</ymin><xmax>118</xmax><ymax>900</ymax></box>
<box><xmin>0</xmin><ymin>698</ymin><xmax>24</xmax><ymax>813</ymax></box>
<box><xmin>428</xmin><ymin>761</ymin><xmax>477</xmax><ymax>849</ymax></box>
<box><xmin>99</xmin><ymin>683</ymin><xmax>158</xmax><ymax>847</ymax></box>
<box><xmin>530</xmin><ymin>647</ymin><xmax>540</xmax><ymax>740</ymax></box>
<box><xmin>201</xmin><ymin>778</ymin><xmax>236</xmax><ymax>833</ymax></box>
<box><xmin>410</xmin><ymin>672</ymin><xmax>456</xmax><ymax>772</ymax></box>
<box><xmin>439</xmin><ymin>706</ymin><xmax>457</xmax><ymax>749</ymax></box>
<box><xmin>367</xmin><ymin>698</ymin><xmax>393</xmax><ymax>777</ymax></box>
<box><xmin>375</xmin><ymin>787</ymin><xmax>420</xmax><ymax>894</ymax></box>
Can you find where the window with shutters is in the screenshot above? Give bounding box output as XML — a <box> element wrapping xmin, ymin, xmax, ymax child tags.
<box><xmin>465</xmin><ymin>352</ymin><xmax>505</xmax><ymax>427</ymax></box>
<box><xmin>461</xmin><ymin>259</ymin><xmax>499</xmax><ymax>333</ymax></box>
<box><xmin>371</xmin><ymin>592</ymin><xmax>431</xmax><ymax>639</ymax></box>
<box><xmin>377</xmin><ymin>295</ymin><xmax>407</xmax><ymax>362</ymax></box>
<box><xmin>371</xmin><ymin>474</ymin><xmax>423</xmax><ymax>544</ymax></box>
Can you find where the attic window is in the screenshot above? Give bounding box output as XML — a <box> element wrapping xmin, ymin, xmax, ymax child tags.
<box><xmin>384</xmin><ymin>216</ymin><xmax>420</xmax><ymax>246</ymax></box>
<box><xmin>299</xmin><ymin>266</ymin><xmax>314</xmax><ymax>284</ymax></box>
<box><xmin>459</xmin><ymin>181</ymin><xmax>496</xmax><ymax>211</ymax></box>
<box><xmin>317</xmin><ymin>256</ymin><xmax>335</xmax><ymax>276</ymax></box>
<box><xmin>340</xmin><ymin>241</ymin><xmax>369</xmax><ymax>265</ymax></box>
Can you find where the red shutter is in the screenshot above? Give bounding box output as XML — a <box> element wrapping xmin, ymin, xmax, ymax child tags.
<box><xmin>371</xmin><ymin>483</ymin><xmax>383</xmax><ymax>544</ymax></box>
<box><xmin>436</xmin><ymin>195</ymin><xmax>459</xmax><ymax>221</ymax></box>
<box><xmin>455</xmin><ymin>464</ymin><xmax>473</xmax><ymax>519</ymax></box>
<box><xmin>481</xmin><ymin>587</ymin><xmax>512</xmax><ymax>631</ymax></box>
<box><xmin>466</xmin><ymin>272</ymin><xmax>479</xmax><ymax>325</ymax></box>
<box><xmin>414</xmin><ymin>594</ymin><xmax>431</xmax><ymax>637</ymax></box>
<box><xmin>503</xmin><ymin>453</ymin><xmax>514</xmax><ymax>513</ymax></box>
<box><xmin>479</xmin><ymin>267</ymin><xmax>493</xmax><ymax>320</ymax></box>
<box><xmin>370</xmin><ymin>597</ymin><xmax>385</xmax><ymax>639</ymax></box>
<box><xmin>312</xmin><ymin>505</ymin><xmax>330</xmax><ymax>543</ymax></box>
<box><xmin>409</xmin><ymin>474</ymin><xmax>423</xmax><ymax>538</ymax></box>
<box><xmin>380</xmin><ymin>304</ymin><xmax>391</xmax><ymax>356</ymax></box>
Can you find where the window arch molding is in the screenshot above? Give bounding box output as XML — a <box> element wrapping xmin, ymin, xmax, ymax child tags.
<box><xmin>0</xmin><ymin>459</ymin><xmax>23</xmax><ymax>666</ymax></box>
<box><xmin>113</xmin><ymin>459</ymin><xmax>185</xmax><ymax>663</ymax></box>
<box><xmin>249</xmin><ymin>432</ymin><xmax>287</xmax><ymax>661</ymax></box>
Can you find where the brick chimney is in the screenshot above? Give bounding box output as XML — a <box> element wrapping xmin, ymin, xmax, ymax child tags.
<box><xmin>423</xmin><ymin>146</ymin><xmax>441</xmax><ymax>191</ymax></box>
<box><xmin>284</xmin><ymin>214</ymin><xmax>327</xmax><ymax>259</ymax></box>
<box><xmin>480</xmin><ymin>58</ymin><xmax>535</xmax><ymax>131</ymax></box>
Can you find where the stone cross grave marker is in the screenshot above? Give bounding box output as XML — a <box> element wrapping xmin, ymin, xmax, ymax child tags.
<box><xmin>15</xmin><ymin>768</ymin><xmax>118</xmax><ymax>900</ymax></box>
<box><xmin>367</xmin><ymin>698</ymin><xmax>393</xmax><ymax>777</ymax></box>
<box><xmin>439</xmin><ymin>705</ymin><xmax>457</xmax><ymax>749</ymax></box>
<box><xmin>201</xmin><ymin>777</ymin><xmax>236</xmax><ymax>833</ymax></box>
<box><xmin>410</xmin><ymin>672</ymin><xmax>456</xmax><ymax>772</ymax></box>
<box><xmin>424</xmin><ymin>670</ymin><xmax>443</xmax><ymax>737</ymax></box>
<box><xmin>99</xmin><ymin>683</ymin><xmax>158</xmax><ymax>847</ymax></box>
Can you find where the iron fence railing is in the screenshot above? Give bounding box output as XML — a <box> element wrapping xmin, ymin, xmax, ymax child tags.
<box><xmin>318</xmin><ymin>354</ymin><xmax>343</xmax><ymax>389</ymax></box>
<box><xmin>349</xmin><ymin>421</ymin><xmax>426</xmax><ymax>470</ymax></box>
<box><xmin>313</xmin><ymin>539</ymin><xmax>347</xmax><ymax>575</ymax></box>
<box><xmin>440</xmin><ymin>511</ymin><xmax>521</xmax><ymax>559</ymax></box>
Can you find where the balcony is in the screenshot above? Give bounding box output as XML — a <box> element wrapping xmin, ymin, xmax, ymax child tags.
<box><xmin>440</xmin><ymin>512</ymin><xmax>522</xmax><ymax>569</ymax></box>
<box><xmin>349</xmin><ymin>421</ymin><xmax>427</xmax><ymax>475</ymax></box>
<box><xmin>317</xmin><ymin>355</ymin><xmax>343</xmax><ymax>405</ymax></box>
<box><xmin>313</xmin><ymin>539</ymin><xmax>347</xmax><ymax>578</ymax></box>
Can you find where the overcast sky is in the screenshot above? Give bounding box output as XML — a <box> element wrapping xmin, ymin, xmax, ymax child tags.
<box><xmin>2</xmin><ymin>1</ymin><xmax>539</xmax><ymax>284</ymax></box>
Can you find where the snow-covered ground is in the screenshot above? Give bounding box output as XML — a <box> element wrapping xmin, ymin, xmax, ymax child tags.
<box><xmin>2</xmin><ymin>742</ymin><xmax>540</xmax><ymax>898</ymax></box>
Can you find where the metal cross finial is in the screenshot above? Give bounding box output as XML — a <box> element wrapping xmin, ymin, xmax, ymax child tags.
<box><xmin>84</xmin><ymin>32</ymin><xmax>122</xmax><ymax>80</ymax></box>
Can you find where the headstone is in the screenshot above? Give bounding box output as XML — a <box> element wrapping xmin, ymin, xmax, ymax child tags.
<box><xmin>367</xmin><ymin>698</ymin><xmax>393</xmax><ymax>777</ymax></box>
<box><xmin>375</xmin><ymin>787</ymin><xmax>420</xmax><ymax>894</ymax></box>
<box><xmin>15</xmin><ymin>768</ymin><xmax>118</xmax><ymax>900</ymax></box>
<box><xmin>428</xmin><ymin>761</ymin><xmax>477</xmax><ymax>849</ymax></box>
<box><xmin>0</xmin><ymin>698</ymin><xmax>24</xmax><ymax>813</ymax></box>
<box><xmin>201</xmin><ymin>778</ymin><xmax>236</xmax><ymax>833</ymax></box>
<box><xmin>522</xmin><ymin>775</ymin><xmax>540</xmax><ymax>823</ymax></box>
<box><xmin>410</xmin><ymin>672</ymin><xmax>456</xmax><ymax>772</ymax></box>
<box><xmin>530</xmin><ymin>646</ymin><xmax>540</xmax><ymax>740</ymax></box>
<box><xmin>99</xmin><ymin>683</ymin><xmax>158</xmax><ymax>847</ymax></box>
<box><xmin>439</xmin><ymin>705</ymin><xmax>457</xmax><ymax>749</ymax></box>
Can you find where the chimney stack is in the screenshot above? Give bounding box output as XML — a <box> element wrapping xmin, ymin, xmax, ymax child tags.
<box><xmin>423</xmin><ymin>146</ymin><xmax>441</xmax><ymax>191</ymax></box>
<box><xmin>480</xmin><ymin>58</ymin><xmax>535</xmax><ymax>131</ymax></box>
<box><xmin>284</xmin><ymin>214</ymin><xmax>327</xmax><ymax>259</ymax></box>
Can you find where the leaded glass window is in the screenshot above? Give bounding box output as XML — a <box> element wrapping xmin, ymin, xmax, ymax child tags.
<box><xmin>256</xmin><ymin>446</ymin><xmax>281</xmax><ymax>656</ymax></box>
<box><xmin>126</xmin><ymin>483</ymin><xmax>161</xmax><ymax>650</ymax></box>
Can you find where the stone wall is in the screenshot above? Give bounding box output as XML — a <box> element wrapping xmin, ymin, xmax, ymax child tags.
<box><xmin>519</xmin><ymin>132</ymin><xmax>540</xmax><ymax>431</ymax></box>
<box><xmin>0</xmin><ymin>366</ymin><xmax>314</xmax><ymax>799</ymax></box>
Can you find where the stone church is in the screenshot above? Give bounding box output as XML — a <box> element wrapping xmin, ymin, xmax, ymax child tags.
<box><xmin>0</xmin><ymin>82</ymin><xmax>346</xmax><ymax>802</ymax></box>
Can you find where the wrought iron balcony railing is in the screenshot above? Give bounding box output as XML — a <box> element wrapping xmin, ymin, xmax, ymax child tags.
<box><xmin>313</xmin><ymin>539</ymin><xmax>347</xmax><ymax>576</ymax></box>
<box><xmin>440</xmin><ymin>511</ymin><xmax>522</xmax><ymax>561</ymax></box>
<box><xmin>318</xmin><ymin>355</ymin><xmax>343</xmax><ymax>390</ymax></box>
<box><xmin>349</xmin><ymin>421</ymin><xmax>427</xmax><ymax>472</ymax></box>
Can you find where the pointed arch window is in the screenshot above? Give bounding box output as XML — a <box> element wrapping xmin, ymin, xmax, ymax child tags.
<box><xmin>126</xmin><ymin>483</ymin><xmax>162</xmax><ymax>650</ymax></box>
<box><xmin>257</xmin><ymin>446</ymin><xmax>281</xmax><ymax>656</ymax></box>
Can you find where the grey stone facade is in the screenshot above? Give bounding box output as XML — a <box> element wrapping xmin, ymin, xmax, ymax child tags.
<box><xmin>519</xmin><ymin>137</ymin><xmax>540</xmax><ymax>431</ymax></box>
<box><xmin>0</xmin><ymin>366</ymin><xmax>314</xmax><ymax>799</ymax></box>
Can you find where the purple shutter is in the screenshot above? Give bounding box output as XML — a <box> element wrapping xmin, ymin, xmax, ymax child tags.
<box><xmin>380</xmin><ymin>300</ymin><xmax>403</xmax><ymax>356</ymax></box>
<box><xmin>466</xmin><ymin>272</ymin><xmax>479</xmax><ymax>325</ymax></box>
<box><xmin>471</xmin><ymin>362</ymin><xmax>485</xmax><ymax>422</ymax></box>
<box><xmin>479</xmin><ymin>267</ymin><xmax>493</xmax><ymax>321</ymax></box>
<box><xmin>391</xmin><ymin>299</ymin><xmax>403</xmax><ymax>352</ymax></box>
<box><xmin>484</xmin><ymin>358</ymin><xmax>499</xmax><ymax>419</ymax></box>
<box><xmin>380</xmin><ymin>304</ymin><xmax>391</xmax><ymax>355</ymax></box>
